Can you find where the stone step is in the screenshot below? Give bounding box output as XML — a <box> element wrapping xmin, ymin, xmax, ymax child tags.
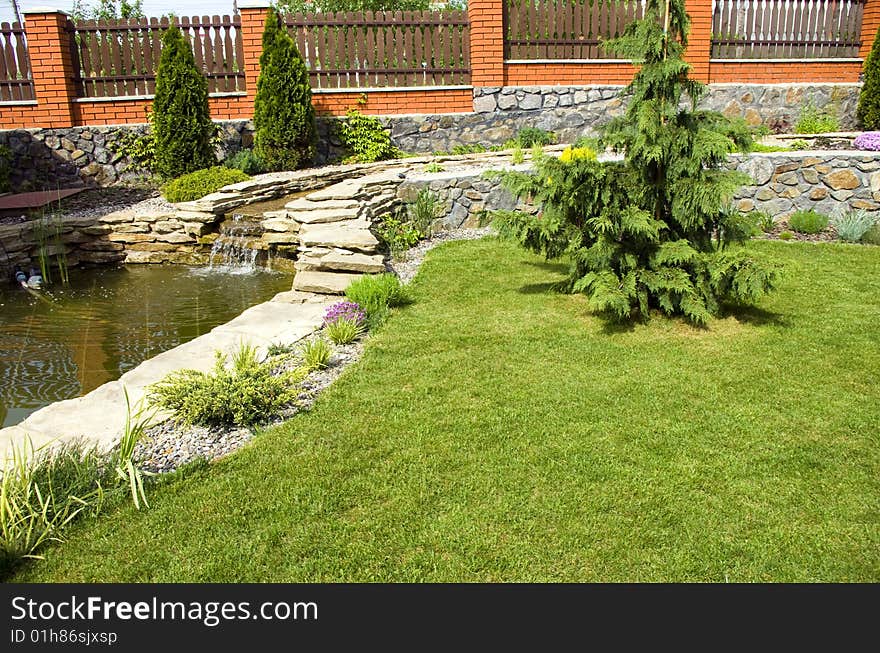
<box><xmin>261</xmin><ymin>217</ymin><xmax>300</xmax><ymax>233</ymax></box>
<box><xmin>298</xmin><ymin>221</ymin><xmax>380</xmax><ymax>252</ymax></box>
<box><xmin>285</xmin><ymin>197</ymin><xmax>359</xmax><ymax>211</ymax></box>
<box><xmin>292</xmin><ymin>207</ymin><xmax>360</xmax><ymax>224</ymax></box>
<box><xmin>295</xmin><ymin>250</ymin><xmax>386</xmax><ymax>274</ymax></box>
<box><xmin>292</xmin><ymin>270</ymin><xmax>363</xmax><ymax>294</ymax></box>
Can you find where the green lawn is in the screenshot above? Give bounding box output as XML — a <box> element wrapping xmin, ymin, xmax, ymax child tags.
<box><xmin>12</xmin><ymin>238</ymin><xmax>880</xmax><ymax>582</ymax></box>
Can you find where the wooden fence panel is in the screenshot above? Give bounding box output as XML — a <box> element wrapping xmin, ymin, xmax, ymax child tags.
<box><xmin>710</xmin><ymin>0</ymin><xmax>865</xmax><ymax>59</ymax></box>
<box><xmin>283</xmin><ymin>10</ymin><xmax>470</xmax><ymax>88</ymax></box>
<box><xmin>504</xmin><ymin>0</ymin><xmax>646</xmax><ymax>60</ymax></box>
<box><xmin>0</xmin><ymin>21</ymin><xmax>34</xmax><ymax>101</ymax></box>
<box><xmin>71</xmin><ymin>14</ymin><xmax>245</xmax><ymax>98</ymax></box>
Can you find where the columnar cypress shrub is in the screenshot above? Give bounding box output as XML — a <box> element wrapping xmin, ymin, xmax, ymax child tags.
<box><xmin>253</xmin><ymin>9</ymin><xmax>316</xmax><ymax>171</ymax></box>
<box><xmin>858</xmin><ymin>27</ymin><xmax>880</xmax><ymax>130</ymax></box>
<box><xmin>492</xmin><ymin>0</ymin><xmax>779</xmax><ymax>325</ymax></box>
<box><xmin>151</xmin><ymin>25</ymin><xmax>216</xmax><ymax>179</ymax></box>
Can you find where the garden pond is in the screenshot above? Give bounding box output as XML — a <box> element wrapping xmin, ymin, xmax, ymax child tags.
<box><xmin>0</xmin><ymin>265</ymin><xmax>291</xmax><ymax>427</ymax></box>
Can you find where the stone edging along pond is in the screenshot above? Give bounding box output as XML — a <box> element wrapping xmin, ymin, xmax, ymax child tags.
<box><xmin>3</xmin><ymin>147</ymin><xmax>880</xmax><ymax>463</ymax></box>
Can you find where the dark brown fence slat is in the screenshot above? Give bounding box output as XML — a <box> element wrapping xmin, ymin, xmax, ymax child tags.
<box><xmin>710</xmin><ymin>0</ymin><xmax>865</xmax><ymax>59</ymax></box>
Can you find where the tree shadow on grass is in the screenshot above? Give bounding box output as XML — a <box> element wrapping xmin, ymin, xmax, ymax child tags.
<box><xmin>722</xmin><ymin>304</ymin><xmax>789</xmax><ymax>328</ymax></box>
<box><xmin>517</xmin><ymin>260</ymin><xmax>569</xmax><ymax>295</ymax></box>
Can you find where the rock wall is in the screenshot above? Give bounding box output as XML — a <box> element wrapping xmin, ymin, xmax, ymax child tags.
<box><xmin>0</xmin><ymin>83</ymin><xmax>860</xmax><ymax>192</ymax></box>
<box><xmin>399</xmin><ymin>151</ymin><xmax>880</xmax><ymax>232</ymax></box>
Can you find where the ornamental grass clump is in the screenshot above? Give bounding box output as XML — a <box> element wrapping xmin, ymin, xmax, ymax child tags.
<box><xmin>830</xmin><ymin>208</ymin><xmax>878</xmax><ymax>242</ymax></box>
<box><xmin>853</xmin><ymin>132</ymin><xmax>880</xmax><ymax>151</ymax></box>
<box><xmin>345</xmin><ymin>273</ymin><xmax>410</xmax><ymax>329</ymax></box>
<box><xmin>489</xmin><ymin>0</ymin><xmax>779</xmax><ymax>325</ymax></box>
<box><xmin>789</xmin><ymin>209</ymin><xmax>829</xmax><ymax>235</ymax></box>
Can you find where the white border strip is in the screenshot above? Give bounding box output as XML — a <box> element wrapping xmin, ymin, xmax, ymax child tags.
<box><xmin>74</xmin><ymin>92</ymin><xmax>247</xmax><ymax>103</ymax></box>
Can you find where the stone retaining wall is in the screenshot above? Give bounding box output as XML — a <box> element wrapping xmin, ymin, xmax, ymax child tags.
<box><xmin>0</xmin><ymin>83</ymin><xmax>861</xmax><ymax>192</ymax></box>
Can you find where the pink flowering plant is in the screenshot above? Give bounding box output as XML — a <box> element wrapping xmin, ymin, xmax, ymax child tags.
<box><xmin>323</xmin><ymin>301</ymin><xmax>366</xmax><ymax>327</ymax></box>
<box><xmin>853</xmin><ymin>132</ymin><xmax>880</xmax><ymax>151</ymax></box>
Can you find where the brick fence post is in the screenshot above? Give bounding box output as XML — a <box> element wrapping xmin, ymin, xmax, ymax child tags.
<box><xmin>21</xmin><ymin>7</ymin><xmax>78</xmax><ymax>128</ymax></box>
<box><xmin>684</xmin><ymin>0</ymin><xmax>712</xmax><ymax>83</ymax></box>
<box><xmin>238</xmin><ymin>0</ymin><xmax>272</xmax><ymax>113</ymax></box>
<box><xmin>468</xmin><ymin>0</ymin><xmax>505</xmax><ymax>89</ymax></box>
<box><xmin>860</xmin><ymin>0</ymin><xmax>880</xmax><ymax>60</ymax></box>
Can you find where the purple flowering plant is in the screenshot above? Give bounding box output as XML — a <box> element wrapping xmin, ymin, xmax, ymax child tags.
<box><xmin>323</xmin><ymin>301</ymin><xmax>366</xmax><ymax>327</ymax></box>
<box><xmin>853</xmin><ymin>132</ymin><xmax>880</xmax><ymax>151</ymax></box>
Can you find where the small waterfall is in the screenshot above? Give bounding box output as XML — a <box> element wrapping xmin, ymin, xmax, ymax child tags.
<box><xmin>207</xmin><ymin>214</ymin><xmax>264</xmax><ymax>273</ymax></box>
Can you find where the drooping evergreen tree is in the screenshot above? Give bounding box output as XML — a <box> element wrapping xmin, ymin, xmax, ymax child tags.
<box><xmin>151</xmin><ymin>25</ymin><xmax>215</xmax><ymax>179</ymax></box>
<box><xmin>253</xmin><ymin>8</ymin><xmax>316</xmax><ymax>171</ymax></box>
<box><xmin>857</xmin><ymin>27</ymin><xmax>880</xmax><ymax>129</ymax></box>
<box><xmin>492</xmin><ymin>0</ymin><xmax>779</xmax><ymax>325</ymax></box>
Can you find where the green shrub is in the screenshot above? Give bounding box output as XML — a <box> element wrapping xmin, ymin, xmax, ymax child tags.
<box><xmin>149</xmin><ymin>344</ymin><xmax>305</xmax><ymax>426</ymax></box>
<box><xmin>161</xmin><ymin>167</ymin><xmax>250</xmax><ymax>203</ymax></box>
<box><xmin>224</xmin><ymin>148</ymin><xmax>265</xmax><ymax>175</ymax></box>
<box><xmin>858</xmin><ymin>27</ymin><xmax>880</xmax><ymax>129</ymax></box>
<box><xmin>511</xmin><ymin>147</ymin><xmax>525</xmax><ymax>164</ymax></box>
<box><xmin>795</xmin><ymin>101</ymin><xmax>840</xmax><ymax>134</ymax></box>
<box><xmin>748</xmin><ymin>143</ymin><xmax>791</xmax><ymax>153</ymax></box>
<box><xmin>788</xmin><ymin>139</ymin><xmax>810</xmax><ymax>150</ymax></box>
<box><xmin>515</xmin><ymin>127</ymin><xmax>556</xmax><ymax>148</ymax></box>
<box><xmin>778</xmin><ymin>230</ymin><xmax>794</xmax><ymax>240</ymax></box>
<box><xmin>788</xmin><ymin>209</ymin><xmax>829</xmax><ymax>234</ymax></box>
<box><xmin>0</xmin><ymin>144</ymin><xmax>12</xmax><ymax>192</ymax></box>
<box><xmin>301</xmin><ymin>338</ymin><xmax>332</xmax><ymax>370</ymax></box>
<box><xmin>753</xmin><ymin>210</ymin><xmax>776</xmax><ymax>233</ymax></box>
<box><xmin>451</xmin><ymin>143</ymin><xmax>487</xmax><ymax>155</ymax></box>
<box><xmin>325</xmin><ymin>318</ymin><xmax>364</xmax><ymax>345</ymax></box>
<box><xmin>574</xmin><ymin>136</ymin><xmax>601</xmax><ymax>150</ymax></box>
<box><xmin>151</xmin><ymin>25</ymin><xmax>216</xmax><ymax>179</ymax></box>
<box><xmin>339</xmin><ymin>109</ymin><xmax>399</xmax><ymax>163</ymax></box>
<box><xmin>253</xmin><ymin>8</ymin><xmax>316</xmax><ymax>171</ymax></box>
<box><xmin>490</xmin><ymin>0</ymin><xmax>778</xmax><ymax>325</ymax></box>
<box><xmin>378</xmin><ymin>210</ymin><xmax>422</xmax><ymax>260</ymax></box>
<box><xmin>345</xmin><ymin>273</ymin><xmax>409</xmax><ymax>328</ymax></box>
<box><xmin>831</xmin><ymin>208</ymin><xmax>878</xmax><ymax>242</ymax></box>
<box><xmin>424</xmin><ymin>162</ymin><xmax>445</xmax><ymax>173</ymax></box>
<box><xmin>862</xmin><ymin>223</ymin><xmax>880</xmax><ymax>244</ymax></box>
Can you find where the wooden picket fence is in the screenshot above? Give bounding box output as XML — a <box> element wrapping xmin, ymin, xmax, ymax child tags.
<box><xmin>711</xmin><ymin>0</ymin><xmax>865</xmax><ymax>58</ymax></box>
<box><xmin>284</xmin><ymin>11</ymin><xmax>471</xmax><ymax>88</ymax></box>
<box><xmin>0</xmin><ymin>22</ymin><xmax>35</xmax><ymax>102</ymax></box>
<box><xmin>71</xmin><ymin>15</ymin><xmax>245</xmax><ymax>98</ymax></box>
<box><xmin>504</xmin><ymin>0</ymin><xmax>647</xmax><ymax>60</ymax></box>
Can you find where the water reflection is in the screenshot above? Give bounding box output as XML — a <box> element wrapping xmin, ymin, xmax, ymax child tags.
<box><xmin>0</xmin><ymin>264</ymin><xmax>291</xmax><ymax>427</ymax></box>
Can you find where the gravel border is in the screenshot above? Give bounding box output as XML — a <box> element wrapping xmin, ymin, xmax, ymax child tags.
<box><xmin>133</xmin><ymin>226</ymin><xmax>494</xmax><ymax>475</ymax></box>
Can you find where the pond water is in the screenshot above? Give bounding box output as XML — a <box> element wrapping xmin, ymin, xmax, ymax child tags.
<box><xmin>0</xmin><ymin>265</ymin><xmax>292</xmax><ymax>428</ymax></box>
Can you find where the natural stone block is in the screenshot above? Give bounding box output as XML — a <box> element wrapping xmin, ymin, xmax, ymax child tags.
<box><xmin>809</xmin><ymin>187</ymin><xmax>828</xmax><ymax>200</ymax></box>
<box><xmin>851</xmin><ymin>199</ymin><xmax>880</xmax><ymax>210</ymax></box>
<box><xmin>823</xmin><ymin>169</ymin><xmax>860</xmax><ymax>190</ymax></box>
<box><xmin>292</xmin><ymin>270</ymin><xmax>364</xmax><ymax>294</ymax></box>
<box><xmin>296</xmin><ymin>251</ymin><xmax>386</xmax><ymax>273</ymax></box>
<box><xmin>298</xmin><ymin>222</ymin><xmax>380</xmax><ymax>252</ymax></box>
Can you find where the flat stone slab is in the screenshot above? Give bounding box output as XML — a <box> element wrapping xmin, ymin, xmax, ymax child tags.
<box><xmin>298</xmin><ymin>221</ymin><xmax>380</xmax><ymax>252</ymax></box>
<box><xmin>296</xmin><ymin>250</ymin><xmax>386</xmax><ymax>273</ymax></box>
<box><xmin>291</xmin><ymin>207</ymin><xmax>360</xmax><ymax>224</ymax></box>
<box><xmin>0</xmin><ymin>187</ymin><xmax>84</xmax><ymax>213</ymax></box>
<box><xmin>293</xmin><ymin>270</ymin><xmax>363</xmax><ymax>294</ymax></box>
<box><xmin>285</xmin><ymin>197</ymin><xmax>359</xmax><ymax>211</ymax></box>
<box><xmin>0</xmin><ymin>291</ymin><xmax>335</xmax><ymax>466</ymax></box>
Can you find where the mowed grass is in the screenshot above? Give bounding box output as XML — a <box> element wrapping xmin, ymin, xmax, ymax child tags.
<box><xmin>12</xmin><ymin>238</ymin><xmax>880</xmax><ymax>582</ymax></box>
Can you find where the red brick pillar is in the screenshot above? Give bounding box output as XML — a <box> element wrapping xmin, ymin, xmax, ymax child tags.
<box><xmin>684</xmin><ymin>0</ymin><xmax>712</xmax><ymax>84</ymax></box>
<box><xmin>238</xmin><ymin>0</ymin><xmax>273</xmax><ymax>114</ymax></box>
<box><xmin>860</xmin><ymin>0</ymin><xmax>880</xmax><ymax>60</ymax></box>
<box><xmin>22</xmin><ymin>8</ymin><xmax>78</xmax><ymax>128</ymax></box>
<box><xmin>468</xmin><ymin>0</ymin><xmax>505</xmax><ymax>88</ymax></box>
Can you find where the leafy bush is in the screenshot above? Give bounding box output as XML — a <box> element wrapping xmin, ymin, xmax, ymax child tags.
<box><xmin>515</xmin><ymin>127</ymin><xmax>557</xmax><ymax>148</ymax></box>
<box><xmin>451</xmin><ymin>143</ymin><xmax>487</xmax><ymax>155</ymax></box>
<box><xmin>161</xmin><ymin>167</ymin><xmax>250</xmax><ymax>203</ymax></box>
<box><xmin>749</xmin><ymin>143</ymin><xmax>792</xmax><ymax>153</ymax></box>
<box><xmin>149</xmin><ymin>344</ymin><xmax>304</xmax><ymax>426</ymax></box>
<box><xmin>110</xmin><ymin>129</ymin><xmax>156</xmax><ymax>171</ymax></box>
<box><xmin>778</xmin><ymin>230</ymin><xmax>794</xmax><ymax>240</ymax></box>
<box><xmin>862</xmin><ymin>223</ymin><xmax>880</xmax><ymax>245</ymax></box>
<box><xmin>853</xmin><ymin>132</ymin><xmax>880</xmax><ymax>151</ymax></box>
<box><xmin>788</xmin><ymin>209</ymin><xmax>829</xmax><ymax>234</ymax></box>
<box><xmin>339</xmin><ymin>109</ymin><xmax>399</xmax><ymax>163</ymax></box>
<box><xmin>830</xmin><ymin>208</ymin><xmax>878</xmax><ymax>242</ymax></box>
<box><xmin>424</xmin><ymin>162</ymin><xmax>445</xmax><ymax>173</ymax></box>
<box><xmin>788</xmin><ymin>139</ymin><xmax>810</xmax><ymax>150</ymax></box>
<box><xmin>490</xmin><ymin>0</ymin><xmax>779</xmax><ymax>325</ymax></box>
<box><xmin>378</xmin><ymin>210</ymin><xmax>423</xmax><ymax>259</ymax></box>
<box><xmin>345</xmin><ymin>273</ymin><xmax>409</xmax><ymax>328</ymax></box>
<box><xmin>301</xmin><ymin>338</ymin><xmax>332</xmax><ymax>371</ymax></box>
<box><xmin>0</xmin><ymin>144</ymin><xmax>12</xmax><ymax>192</ymax></box>
<box><xmin>224</xmin><ymin>148</ymin><xmax>265</xmax><ymax>175</ymax></box>
<box><xmin>253</xmin><ymin>9</ymin><xmax>317</xmax><ymax>171</ymax></box>
<box><xmin>326</xmin><ymin>318</ymin><xmax>365</xmax><ymax>345</ymax></box>
<box><xmin>152</xmin><ymin>25</ymin><xmax>216</xmax><ymax>179</ymax></box>
<box><xmin>511</xmin><ymin>147</ymin><xmax>525</xmax><ymax>164</ymax></box>
<box><xmin>795</xmin><ymin>101</ymin><xmax>840</xmax><ymax>134</ymax></box>
<box><xmin>858</xmin><ymin>26</ymin><xmax>880</xmax><ymax>129</ymax></box>
<box><xmin>753</xmin><ymin>210</ymin><xmax>776</xmax><ymax>233</ymax></box>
